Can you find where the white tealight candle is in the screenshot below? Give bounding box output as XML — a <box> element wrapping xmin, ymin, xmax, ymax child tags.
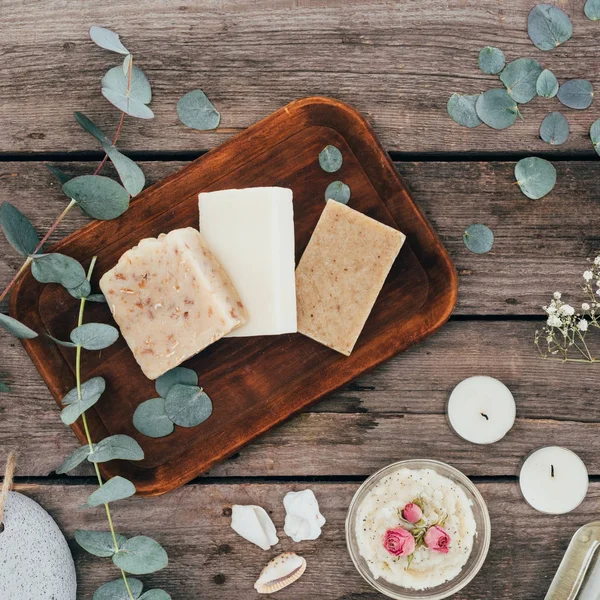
<box><xmin>447</xmin><ymin>376</ymin><xmax>516</xmax><ymax>444</ymax></box>
<box><xmin>520</xmin><ymin>446</ymin><xmax>589</xmax><ymax>514</ymax></box>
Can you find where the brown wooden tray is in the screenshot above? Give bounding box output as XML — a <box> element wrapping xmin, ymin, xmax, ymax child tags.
<box><xmin>10</xmin><ymin>97</ymin><xmax>457</xmax><ymax>496</ymax></box>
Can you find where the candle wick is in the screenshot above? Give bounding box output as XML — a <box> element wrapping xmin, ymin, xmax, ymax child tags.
<box><xmin>480</xmin><ymin>412</ymin><xmax>489</xmax><ymax>421</ymax></box>
<box><xmin>551</xmin><ymin>464</ymin><xmax>555</xmax><ymax>478</ymax></box>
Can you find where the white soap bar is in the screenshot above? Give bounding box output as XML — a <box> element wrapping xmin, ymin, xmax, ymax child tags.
<box><xmin>99</xmin><ymin>227</ymin><xmax>247</xmax><ymax>380</ymax></box>
<box><xmin>199</xmin><ymin>187</ymin><xmax>297</xmax><ymax>337</ymax></box>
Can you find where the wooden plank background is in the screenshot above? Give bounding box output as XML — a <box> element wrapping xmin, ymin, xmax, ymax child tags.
<box><xmin>2</xmin><ymin>1</ymin><xmax>600</xmax><ymax>599</ymax></box>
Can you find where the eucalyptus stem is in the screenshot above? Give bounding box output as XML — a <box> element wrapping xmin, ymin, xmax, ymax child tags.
<box><xmin>76</xmin><ymin>256</ymin><xmax>135</xmax><ymax>600</ymax></box>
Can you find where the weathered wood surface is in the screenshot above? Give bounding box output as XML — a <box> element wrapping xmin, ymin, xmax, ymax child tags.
<box><xmin>2</xmin><ymin>160</ymin><xmax>599</xmax><ymax>315</ymax></box>
<box><xmin>2</xmin><ymin>0</ymin><xmax>600</xmax><ymax>154</ymax></box>
<box><xmin>3</xmin><ymin>320</ymin><xmax>599</xmax><ymax>478</ymax></box>
<box><xmin>14</xmin><ymin>481</ymin><xmax>600</xmax><ymax>599</ymax></box>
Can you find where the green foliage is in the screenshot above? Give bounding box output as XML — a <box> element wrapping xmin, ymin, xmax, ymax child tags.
<box><xmin>133</xmin><ymin>398</ymin><xmax>175</xmax><ymax>438</ymax></box>
<box><xmin>46</xmin><ymin>165</ymin><xmax>71</xmax><ymax>185</ymax></box>
<box><xmin>475</xmin><ymin>89</ymin><xmax>519</xmax><ymax>129</ymax></box>
<box><xmin>590</xmin><ymin>119</ymin><xmax>600</xmax><ymax>156</ymax></box>
<box><xmin>0</xmin><ymin>203</ymin><xmax>40</xmax><ymax>256</ymax></box>
<box><xmin>93</xmin><ymin>578</ymin><xmax>143</xmax><ymax>600</ymax></box>
<box><xmin>112</xmin><ymin>536</ymin><xmax>169</xmax><ymax>575</ymax></box>
<box><xmin>164</xmin><ymin>384</ymin><xmax>213</xmax><ymax>428</ymax></box>
<box><xmin>500</xmin><ymin>58</ymin><xmax>543</xmax><ymax>103</ymax></box>
<box><xmin>478</xmin><ymin>46</ymin><xmax>505</xmax><ymax>74</ymax></box>
<box><xmin>76</xmin><ymin>530</ymin><xmax>127</xmax><ymax>558</ymax></box>
<box><xmin>31</xmin><ymin>253</ymin><xmax>87</xmax><ymax>290</ymax></box>
<box><xmin>56</xmin><ymin>445</ymin><xmax>94</xmax><ymax>474</ymax></box>
<box><xmin>155</xmin><ymin>366</ymin><xmax>198</xmax><ymax>398</ymax></box>
<box><xmin>60</xmin><ymin>376</ymin><xmax>106</xmax><ymax>425</ymax></box>
<box><xmin>88</xmin><ymin>434</ymin><xmax>145</xmax><ymax>463</ymax></box>
<box><xmin>0</xmin><ymin>313</ymin><xmax>38</xmax><ymax>339</ymax></box>
<box><xmin>557</xmin><ymin>79</ymin><xmax>594</xmax><ymax>109</ymax></box>
<box><xmin>463</xmin><ymin>224</ymin><xmax>494</xmax><ymax>254</ymax></box>
<box><xmin>177</xmin><ymin>89</ymin><xmax>221</xmax><ymax>130</ymax></box>
<box><xmin>83</xmin><ymin>476</ymin><xmax>136</xmax><ymax>508</ymax></box>
<box><xmin>318</xmin><ymin>145</ymin><xmax>343</xmax><ymax>172</ymax></box>
<box><xmin>63</xmin><ymin>175</ymin><xmax>130</xmax><ymax>220</ymax></box>
<box><xmin>70</xmin><ymin>322</ymin><xmax>119</xmax><ymax>350</ymax></box>
<box><xmin>536</xmin><ymin>69</ymin><xmax>559</xmax><ymax>98</ymax></box>
<box><xmin>89</xmin><ymin>26</ymin><xmax>130</xmax><ymax>54</ymax></box>
<box><xmin>585</xmin><ymin>0</ymin><xmax>600</xmax><ymax>20</ymax></box>
<box><xmin>447</xmin><ymin>93</ymin><xmax>482</xmax><ymax>128</ymax></box>
<box><xmin>539</xmin><ymin>112</ymin><xmax>569</xmax><ymax>145</ymax></box>
<box><xmin>102</xmin><ymin>66</ymin><xmax>154</xmax><ymax>119</ymax></box>
<box><xmin>527</xmin><ymin>4</ymin><xmax>573</xmax><ymax>51</ymax></box>
<box><xmin>325</xmin><ymin>181</ymin><xmax>351</xmax><ymax>204</ymax></box>
<box><xmin>515</xmin><ymin>157</ymin><xmax>557</xmax><ymax>199</ymax></box>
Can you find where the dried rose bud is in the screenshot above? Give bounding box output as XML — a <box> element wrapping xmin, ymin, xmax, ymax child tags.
<box><xmin>383</xmin><ymin>527</ymin><xmax>416</xmax><ymax>557</ymax></box>
<box><xmin>402</xmin><ymin>502</ymin><xmax>423</xmax><ymax>523</ymax></box>
<box><xmin>424</xmin><ymin>525</ymin><xmax>451</xmax><ymax>554</ymax></box>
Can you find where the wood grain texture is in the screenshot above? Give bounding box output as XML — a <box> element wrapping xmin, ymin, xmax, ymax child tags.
<box><xmin>2</xmin><ymin>160</ymin><xmax>600</xmax><ymax>315</ymax></box>
<box><xmin>13</xmin><ymin>480</ymin><xmax>600</xmax><ymax>599</ymax></box>
<box><xmin>2</xmin><ymin>320</ymin><xmax>598</xmax><ymax>478</ymax></box>
<box><xmin>2</xmin><ymin>0</ymin><xmax>600</xmax><ymax>154</ymax></box>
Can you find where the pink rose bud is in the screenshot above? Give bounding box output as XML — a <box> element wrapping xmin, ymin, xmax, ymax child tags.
<box><xmin>424</xmin><ymin>525</ymin><xmax>451</xmax><ymax>554</ymax></box>
<box><xmin>383</xmin><ymin>527</ymin><xmax>416</xmax><ymax>557</ymax></box>
<box><xmin>402</xmin><ymin>502</ymin><xmax>423</xmax><ymax>523</ymax></box>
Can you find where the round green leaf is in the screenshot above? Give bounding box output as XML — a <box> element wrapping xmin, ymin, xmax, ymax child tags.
<box><xmin>55</xmin><ymin>445</ymin><xmax>93</xmax><ymax>474</ymax></box>
<box><xmin>500</xmin><ymin>58</ymin><xmax>543</xmax><ymax>103</ymax></box>
<box><xmin>87</xmin><ymin>293</ymin><xmax>107</xmax><ymax>303</ymax></box>
<box><xmin>113</xmin><ymin>536</ymin><xmax>168</xmax><ymax>575</ymax></box>
<box><xmin>515</xmin><ymin>157</ymin><xmax>557</xmax><ymax>200</ymax></box>
<box><xmin>325</xmin><ymin>181</ymin><xmax>351</xmax><ymax>204</ymax></box>
<box><xmin>447</xmin><ymin>93</ymin><xmax>482</xmax><ymax>128</ymax></box>
<box><xmin>102</xmin><ymin>65</ymin><xmax>152</xmax><ymax>104</ymax></box>
<box><xmin>0</xmin><ymin>202</ymin><xmax>40</xmax><ymax>256</ymax></box>
<box><xmin>70</xmin><ymin>322</ymin><xmax>119</xmax><ymax>350</ymax></box>
<box><xmin>67</xmin><ymin>279</ymin><xmax>92</xmax><ymax>299</ymax></box>
<box><xmin>155</xmin><ymin>367</ymin><xmax>198</xmax><ymax>399</ymax></box>
<box><xmin>0</xmin><ymin>313</ymin><xmax>38</xmax><ymax>339</ymax></box>
<box><xmin>165</xmin><ymin>384</ymin><xmax>213</xmax><ymax>428</ymax></box>
<box><xmin>475</xmin><ymin>89</ymin><xmax>519</xmax><ymax>130</ymax></box>
<box><xmin>528</xmin><ymin>4</ymin><xmax>573</xmax><ymax>51</ymax></box>
<box><xmin>478</xmin><ymin>46</ymin><xmax>505</xmax><ymax>74</ymax></box>
<box><xmin>93</xmin><ymin>578</ymin><xmax>143</xmax><ymax>600</ymax></box>
<box><xmin>83</xmin><ymin>476</ymin><xmax>136</xmax><ymax>508</ymax></box>
<box><xmin>89</xmin><ymin>26</ymin><xmax>130</xmax><ymax>55</ymax></box>
<box><xmin>590</xmin><ymin>119</ymin><xmax>600</xmax><ymax>156</ymax></box>
<box><xmin>31</xmin><ymin>253</ymin><xmax>86</xmax><ymax>289</ymax></box>
<box><xmin>63</xmin><ymin>175</ymin><xmax>130</xmax><ymax>220</ymax></box>
<box><xmin>536</xmin><ymin>69</ymin><xmax>559</xmax><ymax>98</ymax></box>
<box><xmin>585</xmin><ymin>0</ymin><xmax>600</xmax><ymax>20</ymax></box>
<box><xmin>557</xmin><ymin>80</ymin><xmax>594</xmax><ymax>110</ymax></box>
<box><xmin>88</xmin><ymin>434</ymin><xmax>145</xmax><ymax>463</ymax></box>
<box><xmin>140</xmin><ymin>591</ymin><xmax>171</xmax><ymax>600</ymax></box>
<box><xmin>318</xmin><ymin>145</ymin><xmax>343</xmax><ymax>172</ymax></box>
<box><xmin>177</xmin><ymin>90</ymin><xmax>221</xmax><ymax>131</ymax></box>
<box><xmin>60</xmin><ymin>376</ymin><xmax>106</xmax><ymax>425</ymax></box>
<box><xmin>76</xmin><ymin>530</ymin><xmax>127</xmax><ymax>558</ymax></box>
<box><xmin>463</xmin><ymin>224</ymin><xmax>494</xmax><ymax>254</ymax></box>
<box><xmin>540</xmin><ymin>112</ymin><xmax>569</xmax><ymax>145</ymax></box>
<box><xmin>133</xmin><ymin>398</ymin><xmax>175</xmax><ymax>438</ymax></box>
<box><xmin>102</xmin><ymin>88</ymin><xmax>155</xmax><ymax>119</ymax></box>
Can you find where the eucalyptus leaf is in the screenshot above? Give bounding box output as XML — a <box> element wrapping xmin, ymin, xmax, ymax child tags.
<box><xmin>83</xmin><ymin>476</ymin><xmax>136</xmax><ymax>508</ymax></box>
<box><xmin>155</xmin><ymin>367</ymin><xmax>198</xmax><ymax>399</ymax></box>
<box><xmin>500</xmin><ymin>58</ymin><xmax>543</xmax><ymax>103</ymax></box>
<box><xmin>463</xmin><ymin>224</ymin><xmax>494</xmax><ymax>254</ymax></box>
<box><xmin>0</xmin><ymin>313</ymin><xmax>38</xmax><ymax>339</ymax></box>
<box><xmin>177</xmin><ymin>89</ymin><xmax>221</xmax><ymax>130</ymax></box>
<box><xmin>102</xmin><ymin>65</ymin><xmax>152</xmax><ymax>104</ymax></box>
<box><xmin>515</xmin><ymin>157</ymin><xmax>557</xmax><ymax>200</ymax></box>
<box><xmin>528</xmin><ymin>4</ymin><xmax>573</xmax><ymax>50</ymax></box>
<box><xmin>540</xmin><ymin>112</ymin><xmax>569</xmax><ymax>145</ymax></box>
<box><xmin>87</xmin><ymin>293</ymin><xmax>107</xmax><ymax>303</ymax></box>
<box><xmin>557</xmin><ymin>79</ymin><xmax>594</xmax><ymax>110</ymax></box>
<box><xmin>585</xmin><ymin>0</ymin><xmax>600</xmax><ymax>20</ymax></box>
<box><xmin>102</xmin><ymin>88</ymin><xmax>155</xmax><ymax>119</ymax></box>
<box><xmin>478</xmin><ymin>46</ymin><xmax>505</xmax><ymax>74</ymax></box>
<box><xmin>447</xmin><ymin>93</ymin><xmax>482</xmax><ymax>128</ymax></box>
<box><xmin>75</xmin><ymin>529</ymin><xmax>127</xmax><ymax>558</ymax></box>
<box><xmin>123</xmin><ymin>54</ymin><xmax>132</xmax><ymax>76</ymax></box>
<box><xmin>165</xmin><ymin>384</ymin><xmax>213</xmax><ymax>428</ymax></box>
<box><xmin>56</xmin><ymin>445</ymin><xmax>93</xmax><ymax>474</ymax></box>
<box><xmin>133</xmin><ymin>398</ymin><xmax>175</xmax><ymax>438</ymax></box>
<box><xmin>70</xmin><ymin>322</ymin><xmax>119</xmax><ymax>350</ymax></box>
<box><xmin>31</xmin><ymin>253</ymin><xmax>87</xmax><ymax>289</ymax></box>
<box><xmin>74</xmin><ymin>111</ymin><xmax>112</xmax><ymax>145</ymax></box>
<box><xmin>88</xmin><ymin>434</ymin><xmax>144</xmax><ymax>463</ymax></box>
<box><xmin>318</xmin><ymin>145</ymin><xmax>343</xmax><ymax>172</ymax></box>
<box><xmin>325</xmin><ymin>181</ymin><xmax>351</xmax><ymax>204</ymax></box>
<box><xmin>89</xmin><ymin>26</ymin><xmax>130</xmax><ymax>55</ymax></box>
<box><xmin>590</xmin><ymin>119</ymin><xmax>600</xmax><ymax>156</ymax></box>
<box><xmin>93</xmin><ymin>578</ymin><xmax>143</xmax><ymax>600</ymax></box>
<box><xmin>46</xmin><ymin>333</ymin><xmax>77</xmax><ymax>348</ymax></box>
<box><xmin>140</xmin><ymin>591</ymin><xmax>171</xmax><ymax>600</ymax></box>
<box><xmin>475</xmin><ymin>89</ymin><xmax>519</xmax><ymax>130</ymax></box>
<box><xmin>60</xmin><ymin>376</ymin><xmax>106</xmax><ymax>425</ymax></box>
<box><xmin>46</xmin><ymin>165</ymin><xmax>71</xmax><ymax>185</ymax></box>
<box><xmin>536</xmin><ymin>69</ymin><xmax>559</xmax><ymax>98</ymax></box>
<box><xmin>63</xmin><ymin>175</ymin><xmax>130</xmax><ymax>220</ymax></box>
<box><xmin>0</xmin><ymin>202</ymin><xmax>40</xmax><ymax>256</ymax></box>
<box><xmin>67</xmin><ymin>279</ymin><xmax>92</xmax><ymax>299</ymax></box>
<box><xmin>0</xmin><ymin>379</ymin><xmax>9</xmax><ymax>393</ymax></box>
<box><xmin>113</xmin><ymin>536</ymin><xmax>168</xmax><ymax>575</ymax></box>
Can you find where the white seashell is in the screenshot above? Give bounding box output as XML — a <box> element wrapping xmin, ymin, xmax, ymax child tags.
<box><xmin>283</xmin><ymin>489</ymin><xmax>326</xmax><ymax>542</ymax></box>
<box><xmin>231</xmin><ymin>504</ymin><xmax>279</xmax><ymax>550</ymax></box>
<box><xmin>254</xmin><ymin>552</ymin><xmax>306</xmax><ymax>594</ymax></box>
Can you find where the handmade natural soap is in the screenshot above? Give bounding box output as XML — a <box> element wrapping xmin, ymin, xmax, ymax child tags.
<box><xmin>198</xmin><ymin>187</ymin><xmax>297</xmax><ymax>336</ymax></box>
<box><xmin>100</xmin><ymin>227</ymin><xmax>247</xmax><ymax>379</ymax></box>
<box><xmin>296</xmin><ymin>200</ymin><xmax>405</xmax><ymax>355</ymax></box>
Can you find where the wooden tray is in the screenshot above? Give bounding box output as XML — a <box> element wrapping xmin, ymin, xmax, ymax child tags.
<box><xmin>10</xmin><ymin>97</ymin><xmax>458</xmax><ymax>496</ymax></box>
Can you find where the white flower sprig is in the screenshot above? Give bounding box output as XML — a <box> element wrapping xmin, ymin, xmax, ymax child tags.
<box><xmin>535</xmin><ymin>255</ymin><xmax>600</xmax><ymax>363</ymax></box>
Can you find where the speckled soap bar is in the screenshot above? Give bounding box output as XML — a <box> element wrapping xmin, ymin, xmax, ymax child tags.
<box><xmin>295</xmin><ymin>200</ymin><xmax>405</xmax><ymax>356</ymax></box>
<box><xmin>100</xmin><ymin>227</ymin><xmax>247</xmax><ymax>379</ymax></box>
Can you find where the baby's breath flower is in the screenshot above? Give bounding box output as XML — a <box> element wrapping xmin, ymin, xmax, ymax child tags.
<box><xmin>559</xmin><ymin>304</ymin><xmax>575</xmax><ymax>316</ymax></box>
<box><xmin>545</xmin><ymin>305</ymin><xmax>557</xmax><ymax>314</ymax></box>
<box><xmin>595</xmin><ymin>256</ymin><xmax>600</xmax><ymax>265</ymax></box>
<box><xmin>553</xmin><ymin>291</ymin><xmax>562</xmax><ymax>300</ymax></box>
<box><xmin>578</xmin><ymin>319</ymin><xmax>589</xmax><ymax>332</ymax></box>
<box><xmin>582</xmin><ymin>303</ymin><xmax>590</xmax><ymax>311</ymax></box>
<box><xmin>584</xmin><ymin>270</ymin><xmax>594</xmax><ymax>281</ymax></box>
<box><xmin>547</xmin><ymin>314</ymin><xmax>562</xmax><ymax>328</ymax></box>
<box><xmin>546</xmin><ymin>335</ymin><xmax>553</xmax><ymax>342</ymax></box>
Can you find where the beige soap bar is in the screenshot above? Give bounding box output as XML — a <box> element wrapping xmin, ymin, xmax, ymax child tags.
<box><xmin>100</xmin><ymin>227</ymin><xmax>247</xmax><ymax>379</ymax></box>
<box><xmin>296</xmin><ymin>200</ymin><xmax>405</xmax><ymax>356</ymax></box>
